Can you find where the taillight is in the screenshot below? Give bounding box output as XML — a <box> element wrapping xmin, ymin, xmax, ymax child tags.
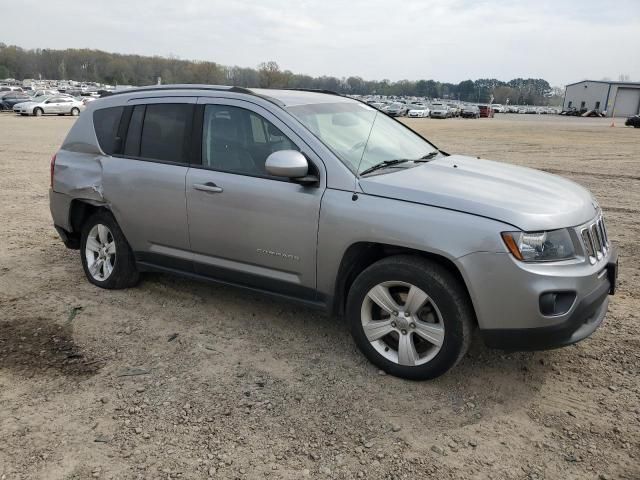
<box><xmin>50</xmin><ymin>153</ymin><xmax>57</xmax><ymax>188</ymax></box>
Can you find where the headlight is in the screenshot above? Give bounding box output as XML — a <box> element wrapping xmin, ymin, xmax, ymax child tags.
<box><xmin>501</xmin><ymin>229</ymin><xmax>576</xmax><ymax>262</ymax></box>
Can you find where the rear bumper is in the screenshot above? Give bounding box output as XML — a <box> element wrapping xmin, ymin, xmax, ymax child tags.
<box><xmin>50</xmin><ymin>189</ymin><xmax>79</xmax><ymax>248</ymax></box>
<box><xmin>54</xmin><ymin>225</ymin><xmax>80</xmax><ymax>249</ymax></box>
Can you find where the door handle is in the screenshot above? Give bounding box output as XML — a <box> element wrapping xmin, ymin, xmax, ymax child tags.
<box><xmin>193</xmin><ymin>182</ymin><xmax>223</xmax><ymax>193</ymax></box>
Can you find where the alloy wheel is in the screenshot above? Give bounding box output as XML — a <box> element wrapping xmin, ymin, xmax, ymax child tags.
<box><xmin>85</xmin><ymin>224</ymin><xmax>116</xmax><ymax>281</ymax></box>
<box><xmin>360</xmin><ymin>281</ymin><xmax>445</xmax><ymax>366</ymax></box>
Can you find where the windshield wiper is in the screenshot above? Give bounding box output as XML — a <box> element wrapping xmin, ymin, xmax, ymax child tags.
<box><xmin>419</xmin><ymin>150</ymin><xmax>440</xmax><ymax>161</ymax></box>
<box><xmin>359</xmin><ymin>159</ymin><xmax>413</xmax><ymax>176</ymax></box>
<box><xmin>359</xmin><ymin>151</ymin><xmax>440</xmax><ymax>176</ymax></box>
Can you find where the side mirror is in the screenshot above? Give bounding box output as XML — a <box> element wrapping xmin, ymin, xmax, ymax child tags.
<box><xmin>265</xmin><ymin>150</ymin><xmax>308</xmax><ymax>178</ymax></box>
<box><xmin>265</xmin><ymin>150</ymin><xmax>319</xmax><ymax>186</ymax></box>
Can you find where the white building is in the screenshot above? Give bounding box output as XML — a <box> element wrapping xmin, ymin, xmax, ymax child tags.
<box><xmin>563</xmin><ymin>80</ymin><xmax>640</xmax><ymax>117</ymax></box>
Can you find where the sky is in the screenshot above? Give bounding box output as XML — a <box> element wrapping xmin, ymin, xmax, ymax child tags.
<box><xmin>3</xmin><ymin>0</ymin><xmax>640</xmax><ymax>86</ymax></box>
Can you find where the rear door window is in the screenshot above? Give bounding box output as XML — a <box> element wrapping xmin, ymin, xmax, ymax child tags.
<box><xmin>94</xmin><ymin>106</ymin><xmax>124</xmax><ymax>155</ymax></box>
<box><xmin>138</xmin><ymin>104</ymin><xmax>192</xmax><ymax>163</ymax></box>
<box><xmin>123</xmin><ymin>105</ymin><xmax>145</xmax><ymax>157</ymax></box>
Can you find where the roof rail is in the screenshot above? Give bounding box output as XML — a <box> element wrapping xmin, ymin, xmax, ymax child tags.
<box><xmin>282</xmin><ymin>88</ymin><xmax>342</xmax><ymax>96</ymax></box>
<box><xmin>100</xmin><ymin>84</ymin><xmax>255</xmax><ymax>98</ymax></box>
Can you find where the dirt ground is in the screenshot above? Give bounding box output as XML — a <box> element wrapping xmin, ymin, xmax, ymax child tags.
<box><xmin>0</xmin><ymin>112</ymin><xmax>638</xmax><ymax>480</ymax></box>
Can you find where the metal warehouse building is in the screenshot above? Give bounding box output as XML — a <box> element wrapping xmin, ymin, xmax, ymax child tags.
<box><xmin>563</xmin><ymin>80</ymin><xmax>640</xmax><ymax>117</ymax></box>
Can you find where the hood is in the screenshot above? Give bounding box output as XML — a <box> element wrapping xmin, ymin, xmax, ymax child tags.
<box><xmin>358</xmin><ymin>155</ymin><xmax>597</xmax><ymax>231</ymax></box>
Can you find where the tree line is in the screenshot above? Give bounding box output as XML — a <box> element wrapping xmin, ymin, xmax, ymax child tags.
<box><xmin>0</xmin><ymin>44</ymin><xmax>562</xmax><ymax>105</ymax></box>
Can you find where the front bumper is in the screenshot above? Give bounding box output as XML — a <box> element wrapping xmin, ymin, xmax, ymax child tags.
<box><xmin>459</xmin><ymin>245</ymin><xmax>618</xmax><ymax>351</ymax></box>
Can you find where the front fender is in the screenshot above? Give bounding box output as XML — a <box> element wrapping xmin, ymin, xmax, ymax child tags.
<box><xmin>316</xmin><ymin>189</ymin><xmax>510</xmax><ymax>299</ymax></box>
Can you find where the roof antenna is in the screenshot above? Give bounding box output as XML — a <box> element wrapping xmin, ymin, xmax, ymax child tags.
<box><xmin>352</xmin><ymin>174</ymin><xmax>359</xmax><ymax>201</ymax></box>
<box><xmin>352</xmin><ymin>110</ymin><xmax>379</xmax><ymax>202</ymax></box>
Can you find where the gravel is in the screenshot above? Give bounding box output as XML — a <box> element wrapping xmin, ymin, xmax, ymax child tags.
<box><xmin>0</xmin><ymin>114</ymin><xmax>638</xmax><ymax>479</ymax></box>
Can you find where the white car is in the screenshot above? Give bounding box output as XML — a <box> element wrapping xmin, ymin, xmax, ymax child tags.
<box><xmin>447</xmin><ymin>104</ymin><xmax>461</xmax><ymax>117</ymax></box>
<box><xmin>13</xmin><ymin>96</ymin><xmax>84</xmax><ymax>117</ymax></box>
<box><xmin>407</xmin><ymin>105</ymin><xmax>431</xmax><ymax>118</ymax></box>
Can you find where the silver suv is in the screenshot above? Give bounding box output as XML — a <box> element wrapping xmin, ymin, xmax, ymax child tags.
<box><xmin>49</xmin><ymin>85</ymin><xmax>618</xmax><ymax>379</ymax></box>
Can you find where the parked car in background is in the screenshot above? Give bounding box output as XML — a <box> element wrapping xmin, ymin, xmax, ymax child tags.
<box><xmin>29</xmin><ymin>89</ymin><xmax>59</xmax><ymax>98</ymax></box>
<box><xmin>407</xmin><ymin>105</ymin><xmax>431</xmax><ymax>118</ymax></box>
<box><xmin>80</xmin><ymin>96</ymin><xmax>98</xmax><ymax>106</ymax></box>
<box><xmin>49</xmin><ymin>85</ymin><xmax>618</xmax><ymax>380</ymax></box>
<box><xmin>491</xmin><ymin>104</ymin><xmax>505</xmax><ymax>113</ymax></box>
<box><xmin>13</xmin><ymin>96</ymin><xmax>84</xmax><ymax>116</ymax></box>
<box><xmin>478</xmin><ymin>105</ymin><xmax>494</xmax><ymax>118</ymax></box>
<box><xmin>368</xmin><ymin>102</ymin><xmax>386</xmax><ymax>111</ymax></box>
<box><xmin>430</xmin><ymin>103</ymin><xmax>450</xmax><ymax>118</ymax></box>
<box><xmin>447</xmin><ymin>104</ymin><xmax>461</xmax><ymax>117</ymax></box>
<box><xmin>0</xmin><ymin>92</ymin><xmax>31</xmax><ymax>110</ymax></box>
<box><xmin>383</xmin><ymin>102</ymin><xmax>408</xmax><ymax>117</ymax></box>
<box><xmin>625</xmin><ymin>115</ymin><xmax>640</xmax><ymax>128</ymax></box>
<box><xmin>461</xmin><ymin>105</ymin><xmax>480</xmax><ymax>118</ymax></box>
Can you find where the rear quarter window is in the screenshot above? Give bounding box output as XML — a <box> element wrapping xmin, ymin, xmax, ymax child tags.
<box><xmin>93</xmin><ymin>106</ymin><xmax>124</xmax><ymax>155</ymax></box>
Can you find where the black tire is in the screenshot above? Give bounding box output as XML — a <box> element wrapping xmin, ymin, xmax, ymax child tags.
<box><xmin>80</xmin><ymin>210</ymin><xmax>139</xmax><ymax>289</ymax></box>
<box><xmin>346</xmin><ymin>255</ymin><xmax>474</xmax><ymax>380</ymax></box>
<box><xmin>70</xmin><ymin>107</ymin><xmax>80</xmax><ymax>116</ymax></box>
<box><xmin>34</xmin><ymin>108</ymin><xmax>43</xmax><ymax>117</ymax></box>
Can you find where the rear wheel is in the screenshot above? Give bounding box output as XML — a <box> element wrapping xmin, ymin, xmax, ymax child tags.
<box><xmin>70</xmin><ymin>107</ymin><xmax>80</xmax><ymax>116</ymax></box>
<box><xmin>347</xmin><ymin>255</ymin><xmax>474</xmax><ymax>380</ymax></box>
<box><xmin>80</xmin><ymin>211</ymin><xmax>139</xmax><ymax>289</ymax></box>
<box><xmin>33</xmin><ymin>107</ymin><xmax>43</xmax><ymax>117</ymax></box>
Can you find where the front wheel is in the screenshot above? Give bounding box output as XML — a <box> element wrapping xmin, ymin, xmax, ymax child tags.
<box><xmin>80</xmin><ymin>211</ymin><xmax>140</xmax><ymax>289</ymax></box>
<box><xmin>33</xmin><ymin>108</ymin><xmax>43</xmax><ymax>117</ymax></box>
<box><xmin>70</xmin><ymin>107</ymin><xmax>80</xmax><ymax>116</ymax></box>
<box><xmin>347</xmin><ymin>256</ymin><xmax>474</xmax><ymax>380</ymax></box>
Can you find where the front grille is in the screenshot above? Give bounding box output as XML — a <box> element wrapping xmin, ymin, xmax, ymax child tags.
<box><xmin>581</xmin><ymin>215</ymin><xmax>609</xmax><ymax>263</ymax></box>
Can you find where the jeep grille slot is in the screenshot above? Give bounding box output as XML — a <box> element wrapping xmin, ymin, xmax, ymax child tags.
<box><xmin>581</xmin><ymin>215</ymin><xmax>609</xmax><ymax>264</ymax></box>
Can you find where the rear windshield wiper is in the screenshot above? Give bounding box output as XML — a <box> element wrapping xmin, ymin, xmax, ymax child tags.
<box><xmin>359</xmin><ymin>151</ymin><xmax>440</xmax><ymax>177</ymax></box>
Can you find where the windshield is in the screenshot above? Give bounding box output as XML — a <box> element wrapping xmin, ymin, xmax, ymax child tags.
<box><xmin>288</xmin><ymin>101</ymin><xmax>437</xmax><ymax>175</ymax></box>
